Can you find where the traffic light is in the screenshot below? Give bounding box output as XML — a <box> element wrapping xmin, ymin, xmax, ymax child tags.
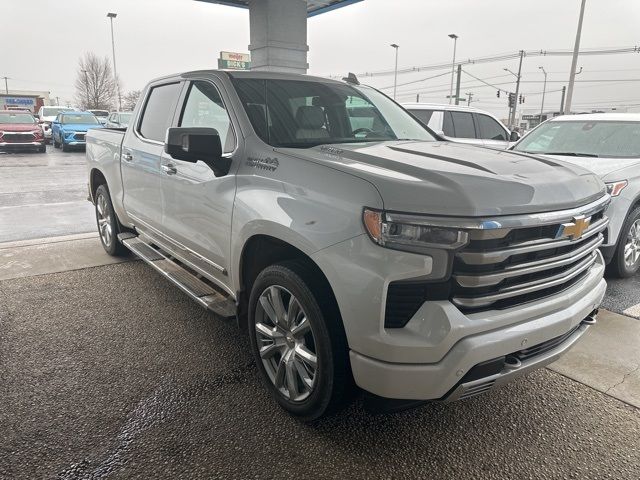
<box><xmin>519</xmin><ymin>94</ymin><xmax>525</xmax><ymax>104</ymax></box>
<box><xmin>496</xmin><ymin>90</ymin><xmax>500</xmax><ymax>98</ymax></box>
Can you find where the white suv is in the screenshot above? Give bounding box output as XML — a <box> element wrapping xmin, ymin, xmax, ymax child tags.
<box><xmin>403</xmin><ymin>103</ymin><xmax>518</xmax><ymax>149</ymax></box>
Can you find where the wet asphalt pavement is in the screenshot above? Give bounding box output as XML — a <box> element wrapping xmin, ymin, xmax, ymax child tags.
<box><xmin>1</xmin><ymin>261</ymin><xmax>639</xmax><ymax>480</ymax></box>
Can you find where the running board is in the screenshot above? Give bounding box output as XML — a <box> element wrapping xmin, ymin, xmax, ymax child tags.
<box><xmin>118</xmin><ymin>233</ymin><xmax>236</xmax><ymax>319</ymax></box>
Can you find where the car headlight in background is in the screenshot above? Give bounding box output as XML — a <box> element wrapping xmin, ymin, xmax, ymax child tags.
<box><xmin>363</xmin><ymin>208</ymin><xmax>469</xmax><ymax>253</ymax></box>
<box><xmin>606</xmin><ymin>180</ymin><xmax>628</xmax><ymax>197</ymax></box>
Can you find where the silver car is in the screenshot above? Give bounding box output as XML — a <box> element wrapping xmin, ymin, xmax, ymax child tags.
<box><xmin>512</xmin><ymin>113</ymin><xmax>640</xmax><ymax>277</ymax></box>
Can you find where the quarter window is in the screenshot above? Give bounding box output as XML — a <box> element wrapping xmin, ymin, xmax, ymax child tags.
<box><xmin>138</xmin><ymin>82</ymin><xmax>181</xmax><ymax>142</ymax></box>
<box><xmin>179</xmin><ymin>81</ymin><xmax>236</xmax><ymax>153</ymax></box>
<box><xmin>476</xmin><ymin>114</ymin><xmax>507</xmax><ymax>141</ymax></box>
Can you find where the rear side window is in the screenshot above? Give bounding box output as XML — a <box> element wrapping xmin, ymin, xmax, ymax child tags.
<box><xmin>138</xmin><ymin>83</ymin><xmax>181</xmax><ymax>142</ymax></box>
<box><xmin>476</xmin><ymin>114</ymin><xmax>507</xmax><ymax>141</ymax></box>
<box><xmin>410</xmin><ymin>109</ymin><xmax>435</xmax><ymax>128</ymax></box>
<box><xmin>450</xmin><ymin>111</ymin><xmax>477</xmax><ymax>138</ymax></box>
<box><xmin>443</xmin><ymin>111</ymin><xmax>455</xmax><ymax>136</ymax></box>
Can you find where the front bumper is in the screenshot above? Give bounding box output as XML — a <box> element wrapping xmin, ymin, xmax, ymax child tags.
<box><xmin>0</xmin><ymin>141</ymin><xmax>45</xmax><ymax>149</ymax></box>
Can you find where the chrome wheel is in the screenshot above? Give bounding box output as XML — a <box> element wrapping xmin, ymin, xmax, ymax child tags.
<box><xmin>254</xmin><ymin>285</ymin><xmax>318</xmax><ymax>402</ymax></box>
<box><xmin>96</xmin><ymin>193</ymin><xmax>113</xmax><ymax>248</ymax></box>
<box><xmin>624</xmin><ymin>219</ymin><xmax>640</xmax><ymax>268</ymax></box>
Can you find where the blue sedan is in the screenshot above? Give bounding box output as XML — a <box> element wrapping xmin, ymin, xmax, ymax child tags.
<box><xmin>52</xmin><ymin>112</ymin><xmax>103</xmax><ymax>151</ymax></box>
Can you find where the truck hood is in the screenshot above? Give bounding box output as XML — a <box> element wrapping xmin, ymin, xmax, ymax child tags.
<box><xmin>277</xmin><ymin>141</ymin><xmax>605</xmax><ymax>217</ymax></box>
<box><xmin>0</xmin><ymin>123</ymin><xmax>40</xmax><ymax>132</ymax></box>
<box><xmin>539</xmin><ymin>154</ymin><xmax>640</xmax><ymax>179</ymax></box>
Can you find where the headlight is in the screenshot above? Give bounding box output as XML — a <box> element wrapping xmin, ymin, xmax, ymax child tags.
<box><xmin>606</xmin><ymin>180</ymin><xmax>628</xmax><ymax>197</ymax></box>
<box><xmin>363</xmin><ymin>208</ymin><xmax>469</xmax><ymax>253</ymax></box>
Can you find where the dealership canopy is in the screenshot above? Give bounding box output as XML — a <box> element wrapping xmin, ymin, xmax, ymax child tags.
<box><xmin>196</xmin><ymin>0</ymin><xmax>364</xmax><ymax>73</ymax></box>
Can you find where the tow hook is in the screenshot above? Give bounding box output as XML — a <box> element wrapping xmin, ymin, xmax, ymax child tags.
<box><xmin>504</xmin><ymin>355</ymin><xmax>522</xmax><ymax>370</ymax></box>
<box><xmin>582</xmin><ymin>309</ymin><xmax>598</xmax><ymax>326</ymax></box>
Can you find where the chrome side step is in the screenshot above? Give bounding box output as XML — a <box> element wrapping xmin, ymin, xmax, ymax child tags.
<box><xmin>118</xmin><ymin>233</ymin><xmax>236</xmax><ymax>319</ymax></box>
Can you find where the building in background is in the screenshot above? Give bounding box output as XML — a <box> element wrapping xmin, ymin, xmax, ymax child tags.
<box><xmin>0</xmin><ymin>90</ymin><xmax>52</xmax><ymax>113</ymax></box>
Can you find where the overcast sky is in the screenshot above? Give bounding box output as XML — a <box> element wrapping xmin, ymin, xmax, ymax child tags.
<box><xmin>5</xmin><ymin>0</ymin><xmax>640</xmax><ymax>119</ymax></box>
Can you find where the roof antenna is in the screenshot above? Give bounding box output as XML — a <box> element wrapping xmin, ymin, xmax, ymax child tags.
<box><xmin>342</xmin><ymin>72</ymin><xmax>360</xmax><ymax>85</ymax></box>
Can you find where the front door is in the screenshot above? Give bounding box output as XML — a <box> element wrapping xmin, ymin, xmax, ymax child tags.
<box><xmin>159</xmin><ymin>78</ymin><xmax>239</xmax><ymax>293</ymax></box>
<box><xmin>121</xmin><ymin>81</ymin><xmax>182</xmax><ymax>230</ymax></box>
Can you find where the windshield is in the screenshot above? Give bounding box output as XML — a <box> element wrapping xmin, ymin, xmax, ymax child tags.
<box><xmin>119</xmin><ymin>112</ymin><xmax>132</xmax><ymax>124</ymax></box>
<box><xmin>232</xmin><ymin>78</ymin><xmax>436</xmax><ymax>148</ymax></box>
<box><xmin>0</xmin><ymin>113</ymin><xmax>37</xmax><ymax>124</ymax></box>
<box><xmin>90</xmin><ymin>110</ymin><xmax>109</xmax><ymax>117</ymax></box>
<box><xmin>43</xmin><ymin>107</ymin><xmax>72</xmax><ymax>117</ymax></box>
<box><xmin>514</xmin><ymin>120</ymin><xmax>640</xmax><ymax>158</ymax></box>
<box><xmin>60</xmin><ymin>114</ymin><xmax>100</xmax><ymax>125</ymax></box>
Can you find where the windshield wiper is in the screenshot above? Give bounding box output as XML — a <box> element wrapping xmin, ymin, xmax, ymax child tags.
<box><xmin>530</xmin><ymin>151</ymin><xmax>600</xmax><ymax>158</ymax></box>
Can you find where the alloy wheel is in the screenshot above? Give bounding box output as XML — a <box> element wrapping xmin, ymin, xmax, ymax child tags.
<box><xmin>624</xmin><ymin>219</ymin><xmax>640</xmax><ymax>268</ymax></box>
<box><xmin>254</xmin><ymin>285</ymin><xmax>318</xmax><ymax>402</ymax></box>
<box><xmin>96</xmin><ymin>193</ymin><xmax>113</xmax><ymax>248</ymax></box>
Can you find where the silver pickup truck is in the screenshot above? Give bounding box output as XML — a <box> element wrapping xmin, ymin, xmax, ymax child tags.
<box><xmin>86</xmin><ymin>70</ymin><xmax>609</xmax><ymax>420</ymax></box>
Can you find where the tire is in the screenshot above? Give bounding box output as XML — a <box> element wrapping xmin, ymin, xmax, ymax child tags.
<box><xmin>248</xmin><ymin>260</ymin><xmax>353</xmax><ymax>421</ymax></box>
<box><xmin>53</xmin><ymin>134</ymin><xmax>59</xmax><ymax>148</ymax></box>
<box><xmin>94</xmin><ymin>184</ymin><xmax>127</xmax><ymax>256</ymax></box>
<box><xmin>608</xmin><ymin>206</ymin><xmax>640</xmax><ymax>278</ymax></box>
<box><xmin>61</xmin><ymin>139</ymin><xmax>68</xmax><ymax>152</ymax></box>
<box><xmin>38</xmin><ymin>145</ymin><xmax>46</xmax><ymax>153</ymax></box>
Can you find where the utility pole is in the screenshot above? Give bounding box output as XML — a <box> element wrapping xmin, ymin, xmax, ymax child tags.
<box><xmin>538</xmin><ymin>66</ymin><xmax>547</xmax><ymax>122</ymax></box>
<box><xmin>448</xmin><ymin>34</ymin><xmax>458</xmax><ymax>104</ymax></box>
<box><xmin>560</xmin><ymin>86</ymin><xmax>567</xmax><ymax>115</ymax></box>
<box><xmin>56</xmin><ymin>96</ymin><xmax>60</xmax><ymax>105</ymax></box>
<box><xmin>511</xmin><ymin>50</ymin><xmax>524</xmax><ymax>128</ymax></box>
<box><xmin>416</xmin><ymin>93</ymin><xmax>420</xmax><ymax>102</ymax></box>
<box><xmin>390</xmin><ymin>44</ymin><xmax>399</xmax><ymax>100</ymax></box>
<box><xmin>565</xmin><ymin>0</ymin><xmax>587</xmax><ymax>115</ymax></box>
<box><xmin>454</xmin><ymin>64</ymin><xmax>462</xmax><ymax>105</ymax></box>
<box><xmin>107</xmin><ymin>12</ymin><xmax>122</xmax><ymax>110</ymax></box>
<box><xmin>2</xmin><ymin>76</ymin><xmax>8</xmax><ymax>94</ymax></box>
<box><xmin>466</xmin><ymin>93</ymin><xmax>473</xmax><ymax>106</ymax></box>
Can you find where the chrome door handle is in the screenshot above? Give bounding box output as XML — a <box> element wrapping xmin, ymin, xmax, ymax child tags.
<box><xmin>122</xmin><ymin>152</ymin><xmax>133</xmax><ymax>162</ymax></box>
<box><xmin>161</xmin><ymin>164</ymin><xmax>177</xmax><ymax>175</ymax></box>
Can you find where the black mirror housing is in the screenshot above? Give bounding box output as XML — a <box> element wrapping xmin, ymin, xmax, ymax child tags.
<box><xmin>509</xmin><ymin>131</ymin><xmax>520</xmax><ymax>142</ymax></box>
<box><xmin>164</xmin><ymin>127</ymin><xmax>230</xmax><ymax>176</ymax></box>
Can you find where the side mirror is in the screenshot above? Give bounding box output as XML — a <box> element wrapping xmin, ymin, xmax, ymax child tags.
<box><xmin>164</xmin><ymin>127</ymin><xmax>231</xmax><ymax>176</ymax></box>
<box><xmin>509</xmin><ymin>131</ymin><xmax>520</xmax><ymax>142</ymax></box>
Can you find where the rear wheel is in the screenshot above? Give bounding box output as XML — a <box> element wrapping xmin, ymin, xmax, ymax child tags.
<box><xmin>248</xmin><ymin>260</ymin><xmax>353</xmax><ymax>421</ymax></box>
<box><xmin>609</xmin><ymin>207</ymin><xmax>640</xmax><ymax>278</ymax></box>
<box><xmin>94</xmin><ymin>184</ymin><xmax>127</xmax><ymax>256</ymax></box>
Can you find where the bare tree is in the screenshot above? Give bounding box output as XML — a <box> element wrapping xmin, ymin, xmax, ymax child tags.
<box><xmin>122</xmin><ymin>90</ymin><xmax>141</xmax><ymax>111</ymax></box>
<box><xmin>75</xmin><ymin>52</ymin><xmax>118</xmax><ymax>110</ymax></box>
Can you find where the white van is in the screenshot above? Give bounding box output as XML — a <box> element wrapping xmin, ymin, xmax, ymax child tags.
<box><xmin>403</xmin><ymin>103</ymin><xmax>518</xmax><ymax>149</ymax></box>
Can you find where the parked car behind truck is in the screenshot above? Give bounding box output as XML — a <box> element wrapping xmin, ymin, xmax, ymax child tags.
<box><xmin>0</xmin><ymin>110</ymin><xmax>46</xmax><ymax>152</ymax></box>
<box><xmin>86</xmin><ymin>70</ymin><xmax>608</xmax><ymax>420</ymax></box>
<box><xmin>52</xmin><ymin>112</ymin><xmax>103</xmax><ymax>151</ymax></box>
<box><xmin>512</xmin><ymin>113</ymin><xmax>640</xmax><ymax>277</ymax></box>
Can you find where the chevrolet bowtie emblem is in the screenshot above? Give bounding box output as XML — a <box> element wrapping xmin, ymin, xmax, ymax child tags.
<box><xmin>556</xmin><ymin>215</ymin><xmax>591</xmax><ymax>240</ymax></box>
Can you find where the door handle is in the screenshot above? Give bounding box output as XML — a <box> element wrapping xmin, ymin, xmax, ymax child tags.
<box><xmin>161</xmin><ymin>163</ymin><xmax>177</xmax><ymax>175</ymax></box>
<box><xmin>122</xmin><ymin>152</ymin><xmax>133</xmax><ymax>162</ymax></box>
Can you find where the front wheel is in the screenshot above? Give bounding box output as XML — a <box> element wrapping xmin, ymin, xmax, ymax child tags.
<box><xmin>609</xmin><ymin>207</ymin><xmax>640</xmax><ymax>278</ymax></box>
<box><xmin>248</xmin><ymin>260</ymin><xmax>353</xmax><ymax>421</ymax></box>
<box><xmin>94</xmin><ymin>184</ymin><xmax>127</xmax><ymax>256</ymax></box>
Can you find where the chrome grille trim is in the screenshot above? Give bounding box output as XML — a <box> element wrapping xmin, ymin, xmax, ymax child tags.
<box><xmin>454</xmin><ymin>235</ymin><xmax>603</xmax><ymax>288</ymax></box>
<box><xmin>456</xmin><ymin>217</ymin><xmax>608</xmax><ymax>266</ymax></box>
<box><xmin>452</xmin><ymin>252</ymin><xmax>598</xmax><ymax>309</ymax></box>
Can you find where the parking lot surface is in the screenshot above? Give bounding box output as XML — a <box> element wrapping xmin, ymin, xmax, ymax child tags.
<box><xmin>0</xmin><ymin>146</ymin><xmax>94</xmax><ymax>243</ymax></box>
<box><xmin>1</xmin><ymin>261</ymin><xmax>639</xmax><ymax>480</ymax></box>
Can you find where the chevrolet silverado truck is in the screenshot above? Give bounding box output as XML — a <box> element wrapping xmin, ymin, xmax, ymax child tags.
<box><xmin>86</xmin><ymin>70</ymin><xmax>609</xmax><ymax>420</ymax></box>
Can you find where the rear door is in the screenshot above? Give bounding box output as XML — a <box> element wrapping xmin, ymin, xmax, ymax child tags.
<box><xmin>121</xmin><ymin>80</ymin><xmax>182</xmax><ymax>230</ymax></box>
<box><xmin>159</xmin><ymin>77</ymin><xmax>239</xmax><ymax>293</ymax></box>
<box><xmin>475</xmin><ymin>113</ymin><xmax>510</xmax><ymax>149</ymax></box>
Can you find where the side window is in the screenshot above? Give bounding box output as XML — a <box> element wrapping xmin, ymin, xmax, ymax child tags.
<box><xmin>450</xmin><ymin>111</ymin><xmax>477</xmax><ymax>138</ymax></box>
<box><xmin>179</xmin><ymin>80</ymin><xmax>236</xmax><ymax>153</ymax></box>
<box><xmin>476</xmin><ymin>114</ymin><xmax>507</xmax><ymax>141</ymax></box>
<box><xmin>138</xmin><ymin>82</ymin><xmax>181</xmax><ymax>142</ymax></box>
<box><xmin>443</xmin><ymin>111</ymin><xmax>455</xmax><ymax>136</ymax></box>
<box><xmin>410</xmin><ymin>109</ymin><xmax>434</xmax><ymax>128</ymax></box>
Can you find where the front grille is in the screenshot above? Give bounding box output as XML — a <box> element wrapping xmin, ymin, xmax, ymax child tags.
<box><xmin>73</xmin><ymin>133</ymin><xmax>86</xmax><ymax>141</ymax></box>
<box><xmin>451</xmin><ymin>210</ymin><xmax>608</xmax><ymax>313</ymax></box>
<box><xmin>2</xmin><ymin>132</ymin><xmax>35</xmax><ymax>143</ymax></box>
<box><xmin>384</xmin><ymin>200</ymin><xmax>608</xmax><ymax>327</ymax></box>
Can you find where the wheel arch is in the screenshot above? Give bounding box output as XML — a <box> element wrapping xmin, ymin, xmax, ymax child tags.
<box><xmin>89</xmin><ymin>168</ymin><xmax>108</xmax><ymax>202</ymax></box>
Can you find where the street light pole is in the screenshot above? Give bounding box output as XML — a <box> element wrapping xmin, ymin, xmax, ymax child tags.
<box><xmin>2</xmin><ymin>76</ymin><xmax>8</xmax><ymax>94</ymax></box>
<box><xmin>390</xmin><ymin>44</ymin><xmax>399</xmax><ymax>100</ymax></box>
<box><xmin>538</xmin><ymin>66</ymin><xmax>547</xmax><ymax>122</ymax></box>
<box><xmin>448</xmin><ymin>34</ymin><xmax>458</xmax><ymax>104</ymax></box>
<box><xmin>565</xmin><ymin>0</ymin><xmax>587</xmax><ymax>115</ymax></box>
<box><xmin>107</xmin><ymin>12</ymin><xmax>121</xmax><ymax>110</ymax></box>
